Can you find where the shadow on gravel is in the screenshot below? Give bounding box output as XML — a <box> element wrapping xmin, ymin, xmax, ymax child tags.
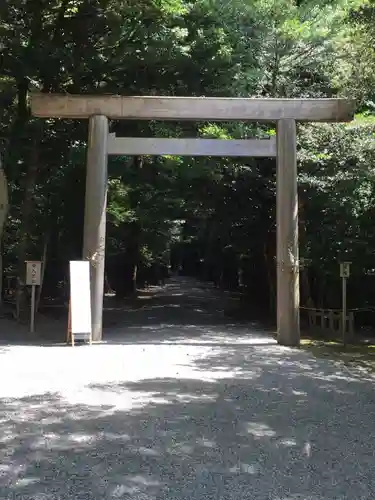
<box><xmin>0</xmin><ymin>342</ymin><xmax>374</xmax><ymax>500</ymax></box>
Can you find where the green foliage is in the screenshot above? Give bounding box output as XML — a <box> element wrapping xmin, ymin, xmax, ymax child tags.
<box><xmin>1</xmin><ymin>0</ymin><xmax>375</xmax><ymax>311</ymax></box>
<box><xmin>299</xmin><ymin>121</ymin><xmax>375</xmax><ymax>272</ymax></box>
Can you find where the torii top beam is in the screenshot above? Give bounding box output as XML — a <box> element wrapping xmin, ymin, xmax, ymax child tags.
<box><xmin>30</xmin><ymin>94</ymin><xmax>355</xmax><ymax>122</ymax></box>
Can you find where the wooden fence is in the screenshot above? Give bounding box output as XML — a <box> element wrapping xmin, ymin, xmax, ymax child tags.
<box><xmin>301</xmin><ymin>307</ymin><xmax>354</xmax><ymax>338</ymax></box>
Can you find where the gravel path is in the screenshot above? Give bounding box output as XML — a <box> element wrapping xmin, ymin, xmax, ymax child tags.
<box><xmin>0</xmin><ymin>277</ymin><xmax>374</xmax><ymax>499</ymax></box>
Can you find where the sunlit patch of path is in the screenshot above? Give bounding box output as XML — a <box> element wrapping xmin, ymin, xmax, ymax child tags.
<box><xmin>0</xmin><ymin>277</ymin><xmax>374</xmax><ymax>499</ymax></box>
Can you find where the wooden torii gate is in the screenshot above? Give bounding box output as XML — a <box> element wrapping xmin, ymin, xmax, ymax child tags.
<box><xmin>31</xmin><ymin>94</ymin><xmax>355</xmax><ymax>346</ymax></box>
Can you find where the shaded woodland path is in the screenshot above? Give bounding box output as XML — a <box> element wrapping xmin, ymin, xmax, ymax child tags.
<box><xmin>102</xmin><ymin>276</ymin><xmax>273</xmax><ymax>345</ymax></box>
<box><xmin>0</xmin><ymin>277</ymin><xmax>374</xmax><ymax>499</ymax></box>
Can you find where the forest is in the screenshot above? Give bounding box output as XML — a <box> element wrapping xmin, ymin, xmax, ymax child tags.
<box><xmin>1</xmin><ymin>0</ymin><xmax>375</xmax><ymax>329</ymax></box>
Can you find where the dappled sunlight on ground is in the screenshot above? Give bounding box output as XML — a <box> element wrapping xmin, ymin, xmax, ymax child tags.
<box><xmin>0</xmin><ymin>278</ymin><xmax>374</xmax><ymax>498</ymax></box>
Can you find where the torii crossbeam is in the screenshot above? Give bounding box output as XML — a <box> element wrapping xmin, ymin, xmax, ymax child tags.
<box><xmin>31</xmin><ymin>94</ymin><xmax>355</xmax><ymax>346</ymax></box>
<box><xmin>107</xmin><ymin>134</ymin><xmax>277</xmax><ymax>157</ymax></box>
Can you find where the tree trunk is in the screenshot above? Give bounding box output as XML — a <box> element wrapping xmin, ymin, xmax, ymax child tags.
<box><xmin>35</xmin><ymin>238</ymin><xmax>48</xmax><ymax>313</ymax></box>
<box><xmin>0</xmin><ymin>163</ymin><xmax>9</xmax><ymax>313</ymax></box>
<box><xmin>264</xmin><ymin>244</ymin><xmax>276</xmax><ymax>315</ymax></box>
<box><xmin>7</xmin><ymin>78</ymin><xmax>33</xmax><ymax>321</ymax></box>
<box><xmin>10</xmin><ymin>0</ymin><xmax>71</xmax><ymax>320</ymax></box>
<box><xmin>115</xmin><ymin>223</ymin><xmax>140</xmax><ymax>298</ymax></box>
<box><xmin>264</xmin><ymin>224</ymin><xmax>277</xmax><ymax>315</ymax></box>
<box><xmin>299</xmin><ymin>198</ymin><xmax>314</xmax><ymax>308</ymax></box>
<box><xmin>15</xmin><ymin>123</ymin><xmax>43</xmax><ymax>321</ymax></box>
<box><xmin>114</xmin><ymin>154</ymin><xmax>143</xmax><ymax>298</ymax></box>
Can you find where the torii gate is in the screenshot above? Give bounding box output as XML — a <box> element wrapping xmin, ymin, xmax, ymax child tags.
<box><xmin>31</xmin><ymin>94</ymin><xmax>354</xmax><ymax>346</ymax></box>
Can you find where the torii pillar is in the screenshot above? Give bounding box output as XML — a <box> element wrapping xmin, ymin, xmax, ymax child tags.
<box><xmin>82</xmin><ymin>116</ymin><xmax>108</xmax><ymax>341</ymax></box>
<box><xmin>276</xmin><ymin>119</ymin><xmax>299</xmax><ymax>345</ymax></box>
<box><xmin>30</xmin><ymin>94</ymin><xmax>354</xmax><ymax>345</ymax></box>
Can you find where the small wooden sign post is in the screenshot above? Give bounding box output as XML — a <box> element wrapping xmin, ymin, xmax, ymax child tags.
<box><xmin>67</xmin><ymin>260</ymin><xmax>92</xmax><ymax>346</ymax></box>
<box><xmin>340</xmin><ymin>262</ymin><xmax>351</xmax><ymax>345</ymax></box>
<box><xmin>25</xmin><ymin>261</ymin><xmax>42</xmax><ymax>333</ymax></box>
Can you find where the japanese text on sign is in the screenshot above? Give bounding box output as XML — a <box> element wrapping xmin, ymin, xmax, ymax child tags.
<box><xmin>26</xmin><ymin>261</ymin><xmax>42</xmax><ymax>286</ymax></box>
<box><xmin>340</xmin><ymin>262</ymin><xmax>351</xmax><ymax>279</ymax></box>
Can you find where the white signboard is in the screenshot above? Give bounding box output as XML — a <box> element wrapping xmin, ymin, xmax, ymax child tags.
<box><xmin>26</xmin><ymin>261</ymin><xmax>42</xmax><ymax>286</ymax></box>
<box><xmin>340</xmin><ymin>262</ymin><xmax>351</xmax><ymax>278</ymax></box>
<box><xmin>69</xmin><ymin>260</ymin><xmax>92</xmax><ymax>341</ymax></box>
